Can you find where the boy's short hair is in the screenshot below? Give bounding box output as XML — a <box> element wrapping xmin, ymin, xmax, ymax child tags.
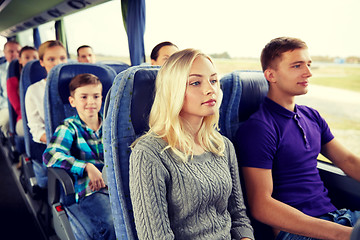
<box><xmin>19</xmin><ymin>46</ymin><xmax>37</xmax><ymax>57</ymax></box>
<box><xmin>69</xmin><ymin>73</ymin><xmax>102</xmax><ymax>96</ymax></box>
<box><xmin>261</xmin><ymin>37</ymin><xmax>308</xmax><ymax>71</ymax></box>
<box><xmin>38</xmin><ymin>40</ymin><xmax>65</xmax><ymax>60</ymax></box>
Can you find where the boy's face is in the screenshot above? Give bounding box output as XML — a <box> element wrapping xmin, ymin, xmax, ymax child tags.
<box><xmin>69</xmin><ymin>84</ymin><xmax>102</xmax><ymax>120</ymax></box>
<box><xmin>266</xmin><ymin>48</ymin><xmax>312</xmax><ymax>97</ymax></box>
<box><xmin>19</xmin><ymin>50</ymin><xmax>39</xmax><ymax>67</ymax></box>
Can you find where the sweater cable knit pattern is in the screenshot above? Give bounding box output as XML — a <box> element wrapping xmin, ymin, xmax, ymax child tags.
<box><xmin>129</xmin><ymin>134</ymin><xmax>254</xmax><ymax>240</ymax></box>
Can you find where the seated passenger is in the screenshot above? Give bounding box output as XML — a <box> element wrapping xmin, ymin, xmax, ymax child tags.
<box><xmin>25</xmin><ymin>40</ymin><xmax>67</xmax><ymax>144</ymax></box>
<box><xmin>150</xmin><ymin>41</ymin><xmax>178</xmax><ymax>66</ymax></box>
<box><xmin>77</xmin><ymin>45</ymin><xmax>96</xmax><ymax>63</ymax></box>
<box><xmin>129</xmin><ymin>49</ymin><xmax>254</xmax><ymax>240</ymax></box>
<box><xmin>236</xmin><ymin>37</ymin><xmax>360</xmax><ymax>240</ymax></box>
<box><xmin>7</xmin><ymin>46</ymin><xmax>39</xmax><ymax>136</ymax></box>
<box><xmin>43</xmin><ymin>73</ymin><xmax>115</xmax><ymax>240</ymax></box>
<box><xmin>0</xmin><ymin>40</ymin><xmax>21</xmax><ymax>136</ymax></box>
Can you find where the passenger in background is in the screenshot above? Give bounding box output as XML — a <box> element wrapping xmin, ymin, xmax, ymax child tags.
<box><xmin>43</xmin><ymin>73</ymin><xmax>115</xmax><ymax>240</ymax></box>
<box><xmin>130</xmin><ymin>49</ymin><xmax>254</xmax><ymax>240</ymax></box>
<box><xmin>236</xmin><ymin>37</ymin><xmax>360</xmax><ymax>240</ymax></box>
<box><xmin>25</xmin><ymin>40</ymin><xmax>67</xmax><ymax>144</ymax></box>
<box><xmin>7</xmin><ymin>46</ymin><xmax>39</xmax><ymax>136</ymax></box>
<box><xmin>150</xmin><ymin>41</ymin><xmax>178</xmax><ymax>66</ymax></box>
<box><xmin>77</xmin><ymin>45</ymin><xmax>96</xmax><ymax>63</ymax></box>
<box><xmin>0</xmin><ymin>40</ymin><xmax>21</xmax><ymax>136</ymax></box>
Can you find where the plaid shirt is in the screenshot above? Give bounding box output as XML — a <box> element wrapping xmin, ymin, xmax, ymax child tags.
<box><xmin>43</xmin><ymin>114</ymin><xmax>105</xmax><ymax>202</ymax></box>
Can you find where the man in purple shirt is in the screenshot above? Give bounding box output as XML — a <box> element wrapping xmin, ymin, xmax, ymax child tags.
<box><xmin>236</xmin><ymin>37</ymin><xmax>360</xmax><ymax>240</ymax></box>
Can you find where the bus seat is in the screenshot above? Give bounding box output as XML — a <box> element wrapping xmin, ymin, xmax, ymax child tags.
<box><xmin>219</xmin><ymin>70</ymin><xmax>268</xmax><ymax>141</ymax></box>
<box><xmin>98</xmin><ymin>60</ymin><xmax>130</xmax><ymax>74</ymax></box>
<box><xmin>19</xmin><ymin>59</ymin><xmax>48</xmax><ymax>197</ymax></box>
<box><xmin>351</xmin><ymin>219</ymin><xmax>360</xmax><ymax>240</ymax></box>
<box><xmin>6</xmin><ymin>59</ymin><xmax>25</xmax><ymax>162</ymax></box>
<box><xmin>0</xmin><ymin>56</ymin><xmax>5</xmax><ymax>64</ymax></box>
<box><xmin>219</xmin><ymin>70</ymin><xmax>271</xmax><ymax>240</ymax></box>
<box><xmin>44</xmin><ymin>62</ymin><xmax>116</xmax><ymax>141</ymax></box>
<box><xmin>103</xmin><ymin>65</ymin><xmax>160</xmax><ymax>239</ymax></box>
<box><xmin>44</xmin><ymin>62</ymin><xmax>116</xmax><ymax>240</ymax></box>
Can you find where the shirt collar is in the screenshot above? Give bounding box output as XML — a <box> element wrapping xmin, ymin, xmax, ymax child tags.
<box><xmin>74</xmin><ymin>113</ymin><xmax>103</xmax><ymax>133</ymax></box>
<box><xmin>264</xmin><ymin>97</ymin><xmax>299</xmax><ymax>118</ymax></box>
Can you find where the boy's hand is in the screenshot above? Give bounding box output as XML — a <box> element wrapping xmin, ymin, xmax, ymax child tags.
<box><xmin>85</xmin><ymin>163</ymin><xmax>106</xmax><ymax>191</ymax></box>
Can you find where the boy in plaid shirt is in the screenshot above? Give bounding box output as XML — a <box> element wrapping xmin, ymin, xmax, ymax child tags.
<box><xmin>43</xmin><ymin>73</ymin><xmax>115</xmax><ymax>240</ymax></box>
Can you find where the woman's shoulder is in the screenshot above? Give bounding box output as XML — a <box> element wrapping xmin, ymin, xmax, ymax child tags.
<box><xmin>221</xmin><ymin>135</ymin><xmax>233</xmax><ymax>149</ymax></box>
<box><xmin>220</xmin><ymin>134</ymin><xmax>236</xmax><ymax>159</ymax></box>
<box><xmin>133</xmin><ymin>133</ymin><xmax>167</xmax><ymax>153</ymax></box>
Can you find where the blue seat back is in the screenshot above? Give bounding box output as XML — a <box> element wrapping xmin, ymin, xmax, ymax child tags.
<box><xmin>103</xmin><ymin>65</ymin><xmax>160</xmax><ymax>239</ymax></box>
<box><xmin>7</xmin><ymin>59</ymin><xmax>20</xmax><ymax>136</ymax></box>
<box><xmin>44</xmin><ymin>63</ymin><xmax>116</xmax><ymax>141</ymax></box>
<box><xmin>219</xmin><ymin>70</ymin><xmax>268</xmax><ymax>141</ymax></box>
<box><xmin>98</xmin><ymin>61</ymin><xmax>130</xmax><ymax>74</ymax></box>
<box><xmin>7</xmin><ymin>59</ymin><xmax>25</xmax><ymax>153</ymax></box>
<box><xmin>19</xmin><ymin>60</ymin><xmax>48</xmax><ymax>160</ymax></box>
<box><xmin>219</xmin><ymin>70</ymin><xmax>271</xmax><ymax>240</ymax></box>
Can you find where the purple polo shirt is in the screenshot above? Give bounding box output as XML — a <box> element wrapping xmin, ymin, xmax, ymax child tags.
<box><xmin>236</xmin><ymin>97</ymin><xmax>337</xmax><ymax>217</ymax></box>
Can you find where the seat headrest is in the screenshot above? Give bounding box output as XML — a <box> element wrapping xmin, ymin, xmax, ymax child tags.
<box><xmin>219</xmin><ymin>70</ymin><xmax>268</xmax><ymax>140</ymax></box>
<box><xmin>7</xmin><ymin>59</ymin><xmax>20</xmax><ymax>79</ymax></box>
<box><xmin>131</xmin><ymin>68</ymin><xmax>158</xmax><ymax>135</ymax></box>
<box><xmin>21</xmin><ymin>60</ymin><xmax>47</xmax><ymax>88</ymax></box>
<box><xmin>48</xmin><ymin>63</ymin><xmax>116</xmax><ymax>105</ymax></box>
<box><xmin>0</xmin><ymin>57</ymin><xmax>6</xmax><ymax>65</ymax></box>
<box><xmin>98</xmin><ymin>61</ymin><xmax>130</xmax><ymax>74</ymax></box>
<box><xmin>237</xmin><ymin>71</ymin><xmax>269</xmax><ymax>122</ymax></box>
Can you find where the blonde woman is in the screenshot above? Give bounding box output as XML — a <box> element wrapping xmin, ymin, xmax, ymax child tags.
<box><xmin>129</xmin><ymin>49</ymin><xmax>254</xmax><ymax>240</ymax></box>
<box><xmin>25</xmin><ymin>40</ymin><xmax>67</xmax><ymax>144</ymax></box>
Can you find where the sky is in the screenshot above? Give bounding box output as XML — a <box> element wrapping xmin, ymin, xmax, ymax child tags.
<box><xmin>1</xmin><ymin>0</ymin><xmax>360</xmax><ymax>59</ymax></box>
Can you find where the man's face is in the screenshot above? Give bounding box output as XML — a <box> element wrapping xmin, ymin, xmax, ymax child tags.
<box><xmin>151</xmin><ymin>45</ymin><xmax>178</xmax><ymax>66</ymax></box>
<box><xmin>268</xmin><ymin>48</ymin><xmax>313</xmax><ymax>98</ymax></box>
<box><xmin>4</xmin><ymin>42</ymin><xmax>21</xmax><ymax>62</ymax></box>
<box><xmin>77</xmin><ymin>47</ymin><xmax>96</xmax><ymax>63</ymax></box>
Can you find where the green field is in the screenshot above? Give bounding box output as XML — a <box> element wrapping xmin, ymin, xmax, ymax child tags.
<box><xmin>94</xmin><ymin>55</ymin><xmax>360</xmax><ymax>93</ymax></box>
<box><xmin>212</xmin><ymin>58</ymin><xmax>360</xmax><ymax>93</ymax></box>
<box><xmin>310</xmin><ymin>64</ymin><xmax>360</xmax><ymax>92</ymax></box>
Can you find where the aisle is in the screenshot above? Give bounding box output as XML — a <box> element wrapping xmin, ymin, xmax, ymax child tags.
<box><xmin>0</xmin><ymin>145</ymin><xmax>45</xmax><ymax>240</ymax></box>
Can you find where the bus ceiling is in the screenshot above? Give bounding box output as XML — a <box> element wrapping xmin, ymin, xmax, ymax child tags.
<box><xmin>0</xmin><ymin>0</ymin><xmax>146</xmax><ymax>66</ymax></box>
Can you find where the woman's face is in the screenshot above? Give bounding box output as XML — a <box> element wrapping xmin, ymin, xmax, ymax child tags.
<box><xmin>40</xmin><ymin>46</ymin><xmax>67</xmax><ymax>73</ymax></box>
<box><xmin>180</xmin><ymin>56</ymin><xmax>220</xmax><ymax>125</ymax></box>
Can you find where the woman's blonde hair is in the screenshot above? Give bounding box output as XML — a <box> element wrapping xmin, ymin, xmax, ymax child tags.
<box><xmin>38</xmin><ymin>40</ymin><xmax>65</xmax><ymax>60</ymax></box>
<box><xmin>134</xmin><ymin>48</ymin><xmax>224</xmax><ymax>162</ymax></box>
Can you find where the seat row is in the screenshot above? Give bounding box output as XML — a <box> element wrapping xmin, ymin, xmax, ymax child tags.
<box><xmin>6</xmin><ymin>60</ymin><xmax>360</xmax><ymax>240</ymax></box>
<box><xmin>5</xmin><ymin>60</ymin><xmax>127</xmax><ymax>240</ymax></box>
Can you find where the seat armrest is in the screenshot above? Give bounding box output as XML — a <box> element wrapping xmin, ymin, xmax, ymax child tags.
<box><xmin>47</xmin><ymin>168</ymin><xmax>75</xmax><ymax>206</ymax></box>
<box><xmin>351</xmin><ymin>219</ymin><xmax>360</xmax><ymax>240</ymax></box>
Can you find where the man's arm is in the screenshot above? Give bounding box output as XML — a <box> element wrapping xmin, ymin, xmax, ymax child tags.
<box><xmin>321</xmin><ymin>138</ymin><xmax>360</xmax><ymax>182</ymax></box>
<box><xmin>242</xmin><ymin>167</ymin><xmax>352</xmax><ymax>240</ymax></box>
